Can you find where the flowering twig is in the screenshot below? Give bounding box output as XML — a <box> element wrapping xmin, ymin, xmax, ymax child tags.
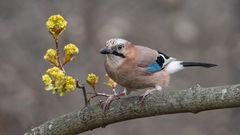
<box><xmin>83</xmin><ymin>73</ymin><xmax>120</xmax><ymax>104</ymax></box>
<box><xmin>43</xmin><ymin>14</ymin><xmax>118</xmax><ymax>108</ymax></box>
<box><xmin>42</xmin><ymin>15</ymin><xmax>78</xmax><ymax>96</ymax></box>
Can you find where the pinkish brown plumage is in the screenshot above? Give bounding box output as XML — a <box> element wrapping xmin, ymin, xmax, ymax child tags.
<box><xmin>100</xmin><ymin>38</ymin><xmax>217</xmax><ymax>109</ymax></box>
<box><xmin>105</xmin><ymin>44</ymin><xmax>170</xmax><ymax>92</ymax></box>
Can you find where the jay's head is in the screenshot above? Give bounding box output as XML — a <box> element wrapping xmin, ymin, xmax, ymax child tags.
<box><xmin>100</xmin><ymin>38</ymin><xmax>132</xmax><ymax>59</ymax></box>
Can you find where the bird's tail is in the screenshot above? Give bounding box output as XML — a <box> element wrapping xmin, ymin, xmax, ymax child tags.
<box><xmin>181</xmin><ymin>62</ymin><xmax>217</xmax><ymax>68</ymax></box>
<box><xmin>165</xmin><ymin>61</ymin><xmax>217</xmax><ymax>74</ymax></box>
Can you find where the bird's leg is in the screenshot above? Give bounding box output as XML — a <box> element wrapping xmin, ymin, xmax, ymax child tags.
<box><xmin>139</xmin><ymin>85</ymin><xmax>162</xmax><ymax>105</ymax></box>
<box><xmin>139</xmin><ymin>89</ymin><xmax>156</xmax><ymax>105</ymax></box>
<box><xmin>100</xmin><ymin>88</ymin><xmax>128</xmax><ymax>111</ymax></box>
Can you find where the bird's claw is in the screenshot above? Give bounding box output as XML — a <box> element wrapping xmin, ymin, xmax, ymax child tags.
<box><xmin>100</xmin><ymin>95</ymin><xmax>120</xmax><ymax>112</ymax></box>
<box><xmin>139</xmin><ymin>94</ymin><xmax>148</xmax><ymax>106</ymax></box>
<box><xmin>138</xmin><ymin>91</ymin><xmax>153</xmax><ymax>106</ymax></box>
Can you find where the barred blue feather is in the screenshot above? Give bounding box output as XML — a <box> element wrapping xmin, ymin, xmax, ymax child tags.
<box><xmin>144</xmin><ymin>63</ymin><xmax>162</xmax><ymax>73</ymax></box>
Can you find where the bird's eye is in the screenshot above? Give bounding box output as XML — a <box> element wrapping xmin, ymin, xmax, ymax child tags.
<box><xmin>117</xmin><ymin>44</ymin><xmax>124</xmax><ymax>50</ymax></box>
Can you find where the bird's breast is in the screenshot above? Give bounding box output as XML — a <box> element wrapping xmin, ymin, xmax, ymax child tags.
<box><xmin>105</xmin><ymin>59</ymin><xmax>136</xmax><ymax>87</ymax></box>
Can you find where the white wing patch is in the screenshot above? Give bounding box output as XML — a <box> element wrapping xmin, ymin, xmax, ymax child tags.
<box><xmin>165</xmin><ymin>61</ymin><xmax>184</xmax><ymax>74</ymax></box>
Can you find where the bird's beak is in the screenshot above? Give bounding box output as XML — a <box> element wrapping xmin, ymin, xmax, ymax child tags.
<box><xmin>100</xmin><ymin>48</ymin><xmax>111</xmax><ymax>54</ymax></box>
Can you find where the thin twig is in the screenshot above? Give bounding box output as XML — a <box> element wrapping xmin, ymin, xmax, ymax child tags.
<box><xmin>76</xmin><ymin>81</ymin><xmax>88</xmax><ymax>107</ymax></box>
<box><xmin>76</xmin><ymin>81</ymin><xmax>112</xmax><ymax>106</ymax></box>
<box><xmin>87</xmin><ymin>92</ymin><xmax>112</xmax><ymax>103</ymax></box>
<box><xmin>54</xmin><ymin>39</ymin><xmax>65</xmax><ymax>72</ymax></box>
<box><xmin>87</xmin><ymin>92</ymin><xmax>111</xmax><ymax>97</ymax></box>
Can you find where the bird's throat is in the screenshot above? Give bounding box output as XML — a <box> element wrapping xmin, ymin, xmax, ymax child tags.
<box><xmin>106</xmin><ymin>55</ymin><xmax>124</xmax><ymax>68</ymax></box>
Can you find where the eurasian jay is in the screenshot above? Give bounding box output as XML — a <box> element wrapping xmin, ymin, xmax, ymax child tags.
<box><xmin>100</xmin><ymin>38</ymin><xmax>216</xmax><ymax>109</ymax></box>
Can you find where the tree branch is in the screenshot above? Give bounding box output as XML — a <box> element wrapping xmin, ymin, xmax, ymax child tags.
<box><xmin>24</xmin><ymin>84</ymin><xmax>240</xmax><ymax>135</ymax></box>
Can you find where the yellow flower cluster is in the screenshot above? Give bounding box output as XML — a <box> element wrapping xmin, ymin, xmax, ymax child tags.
<box><xmin>46</xmin><ymin>15</ymin><xmax>67</xmax><ymax>40</ymax></box>
<box><xmin>86</xmin><ymin>73</ymin><xmax>99</xmax><ymax>89</ymax></box>
<box><xmin>43</xmin><ymin>49</ymin><xmax>58</xmax><ymax>66</ymax></box>
<box><xmin>64</xmin><ymin>43</ymin><xmax>79</xmax><ymax>55</ymax></box>
<box><xmin>42</xmin><ymin>74</ymin><xmax>53</xmax><ymax>90</ymax></box>
<box><xmin>65</xmin><ymin>76</ymin><xmax>76</xmax><ymax>91</ymax></box>
<box><xmin>63</xmin><ymin>43</ymin><xmax>79</xmax><ymax>64</ymax></box>
<box><xmin>104</xmin><ymin>75</ymin><xmax>117</xmax><ymax>89</ymax></box>
<box><xmin>47</xmin><ymin>67</ymin><xmax>65</xmax><ymax>80</ymax></box>
<box><xmin>42</xmin><ymin>67</ymin><xmax>76</xmax><ymax>96</ymax></box>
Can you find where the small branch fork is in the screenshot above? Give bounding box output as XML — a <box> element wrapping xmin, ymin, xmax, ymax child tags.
<box><xmin>76</xmin><ymin>80</ymin><xmax>112</xmax><ymax>107</ymax></box>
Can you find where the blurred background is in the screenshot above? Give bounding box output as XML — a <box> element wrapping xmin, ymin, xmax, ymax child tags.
<box><xmin>0</xmin><ymin>0</ymin><xmax>240</xmax><ymax>134</ymax></box>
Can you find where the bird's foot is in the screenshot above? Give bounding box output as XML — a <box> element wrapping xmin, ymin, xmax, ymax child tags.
<box><xmin>139</xmin><ymin>86</ymin><xmax>162</xmax><ymax>106</ymax></box>
<box><xmin>139</xmin><ymin>90</ymin><xmax>154</xmax><ymax>106</ymax></box>
<box><xmin>100</xmin><ymin>90</ymin><xmax>126</xmax><ymax>112</ymax></box>
<box><xmin>100</xmin><ymin>95</ymin><xmax>121</xmax><ymax>111</ymax></box>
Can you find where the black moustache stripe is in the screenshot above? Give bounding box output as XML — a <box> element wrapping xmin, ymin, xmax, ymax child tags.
<box><xmin>112</xmin><ymin>51</ymin><xmax>125</xmax><ymax>58</ymax></box>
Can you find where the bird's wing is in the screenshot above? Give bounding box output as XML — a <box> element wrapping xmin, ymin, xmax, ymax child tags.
<box><xmin>134</xmin><ymin>45</ymin><xmax>175</xmax><ymax>73</ymax></box>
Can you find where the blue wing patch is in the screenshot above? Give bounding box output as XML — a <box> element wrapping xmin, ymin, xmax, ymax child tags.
<box><xmin>144</xmin><ymin>52</ymin><xmax>169</xmax><ymax>73</ymax></box>
<box><xmin>144</xmin><ymin>63</ymin><xmax>162</xmax><ymax>73</ymax></box>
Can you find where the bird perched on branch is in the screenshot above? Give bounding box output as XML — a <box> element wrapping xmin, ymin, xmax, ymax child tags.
<box><xmin>100</xmin><ymin>38</ymin><xmax>217</xmax><ymax>110</ymax></box>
